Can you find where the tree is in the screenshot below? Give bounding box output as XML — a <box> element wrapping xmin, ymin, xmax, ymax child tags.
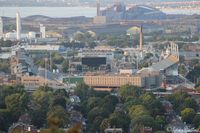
<box><xmin>0</xmin><ymin>85</ymin><xmax>25</xmax><ymax>108</ymax></box>
<box><xmin>52</xmin><ymin>52</ymin><xmax>64</xmax><ymax>64</ymax></box>
<box><xmin>124</xmin><ymin>98</ymin><xmax>141</xmax><ymax>111</ymax></box>
<box><xmin>139</xmin><ymin>92</ymin><xmax>155</xmax><ymax>106</ymax></box>
<box><xmin>119</xmin><ymin>85</ymin><xmax>142</xmax><ymax>101</ymax></box>
<box><xmin>131</xmin><ymin>115</ymin><xmax>154</xmax><ymax>133</ymax></box>
<box><xmin>67</xmin><ymin>123</ymin><xmax>82</xmax><ymax>133</ymax></box>
<box><xmin>54</xmin><ymin>89</ymin><xmax>69</xmax><ymax>97</ymax></box>
<box><xmin>167</xmin><ymin>92</ymin><xmax>189</xmax><ymax>113</ymax></box>
<box><xmin>47</xmin><ymin>105</ymin><xmax>69</xmax><ymax>127</ymax></box>
<box><xmin>190</xmin><ymin>59</ymin><xmax>199</xmax><ymax>67</ymax></box>
<box><xmin>100</xmin><ymin>119</ymin><xmax>110</xmax><ymax>133</ymax></box>
<box><xmin>87</xmin><ymin>107</ymin><xmax>103</xmax><ymax>123</ymax></box>
<box><xmin>5</xmin><ymin>93</ymin><xmax>28</xmax><ymax>119</ymax></box>
<box><xmin>40</xmin><ymin>106</ymin><xmax>67</xmax><ymax>133</ymax></box>
<box><xmin>88</xmin><ymin>116</ymin><xmax>103</xmax><ymax>133</ymax></box>
<box><xmin>178</xmin><ymin>65</ymin><xmax>187</xmax><ymax>75</ymax></box>
<box><xmin>128</xmin><ymin>105</ymin><xmax>149</xmax><ymax>120</ymax></box>
<box><xmin>181</xmin><ymin>108</ymin><xmax>196</xmax><ymax>124</ymax></box>
<box><xmin>30</xmin><ymin>89</ymin><xmax>53</xmax><ymax>127</ymax></box>
<box><xmin>51</xmin><ymin>96</ymin><xmax>67</xmax><ymax>109</ymax></box>
<box><xmin>186</xmin><ymin>65</ymin><xmax>200</xmax><ymax>84</ymax></box>
<box><xmin>101</xmin><ymin>95</ymin><xmax>119</xmax><ymax>114</ymax></box>
<box><xmin>0</xmin><ymin>109</ymin><xmax>12</xmax><ymax>131</ymax></box>
<box><xmin>0</xmin><ymin>59</ymin><xmax>10</xmax><ymax>73</ymax></box>
<box><xmin>61</xmin><ymin>60</ymin><xmax>69</xmax><ymax>73</ymax></box>
<box><xmin>192</xmin><ymin>115</ymin><xmax>200</xmax><ymax>128</ymax></box>
<box><xmin>144</xmin><ymin>53</ymin><xmax>153</xmax><ymax>60</ymax></box>
<box><xmin>74</xmin><ymin>83</ymin><xmax>90</xmax><ymax>101</ymax></box>
<box><xmin>108</xmin><ymin>111</ymin><xmax>130</xmax><ymax>133</ymax></box>
<box><xmin>154</xmin><ymin>116</ymin><xmax>166</xmax><ymax>131</ymax></box>
<box><xmin>74</xmin><ymin>32</ymin><xmax>85</xmax><ymax>42</ymax></box>
<box><xmin>85</xmin><ymin>97</ymin><xmax>102</xmax><ymax>112</ymax></box>
<box><xmin>183</xmin><ymin>97</ymin><xmax>198</xmax><ymax>112</ymax></box>
<box><xmin>196</xmin><ymin>86</ymin><xmax>200</xmax><ymax>93</ymax></box>
<box><xmin>76</xmin><ymin>64</ymin><xmax>82</xmax><ymax>72</ymax></box>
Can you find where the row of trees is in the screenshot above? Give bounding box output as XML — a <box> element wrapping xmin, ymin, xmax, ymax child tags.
<box><xmin>167</xmin><ymin>91</ymin><xmax>199</xmax><ymax>127</ymax></box>
<box><xmin>74</xmin><ymin>83</ymin><xmax>200</xmax><ymax>132</ymax></box>
<box><xmin>119</xmin><ymin>85</ymin><xmax>166</xmax><ymax>132</ymax></box>
<box><xmin>1</xmin><ymin>83</ymin><xmax>199</xmax><ymax>132</ymax></box>
<box><xmin>0</xmin><ymin>85</ymin><xmax>70</xmax><ymax>132</ymax></box>
<box><xmin>74</xmin><ymin>84</ymin><xmax>167</xmax><ymax>133</ymax></box>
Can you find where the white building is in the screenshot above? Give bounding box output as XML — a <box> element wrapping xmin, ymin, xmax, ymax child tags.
<box><xmin>22</xmin><ymin>45</ymin><xmax>66</xmax><ymax>52</ymax></box>
<box><xmin>40</xmin><ymin>24</ymin><xmax>46</xmax><ymax>38</ymax></box>
<box><xmin>78</xmin><ymin>48</ymin><xmax>115</xmax><ymax>61</ymax></box>
<box><xmin>28</xmin><ymin>32</ymin><xmax>36</xmax><ymax>39</ymax></box>
<box><xmin>16</xmin><ymin>12</ymin><xmax>21</xmax><ymax>40</ymax></box>
<box><xmin>4</xmin><ymin>32</ymin><xmax>29</xmax><ymax>40</ymax></box>
<box><xmin>0</xmin><ymin>17</ymin><xmax>3</xmax><ymax>37</ymax></box>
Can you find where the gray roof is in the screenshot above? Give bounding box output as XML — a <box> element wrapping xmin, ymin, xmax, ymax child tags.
<box><xmin>151</xmin><ymin>55</ymin><xmax>179</xmax><ymax>71</ymax></box>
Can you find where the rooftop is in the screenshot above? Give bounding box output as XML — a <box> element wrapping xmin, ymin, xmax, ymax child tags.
<box><xmin>151</xmin><ymin>55</ymin><xmax>179</xmax><ymax>71</ymax></box>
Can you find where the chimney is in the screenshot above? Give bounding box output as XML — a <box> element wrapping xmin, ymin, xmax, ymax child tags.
<box><xmin>140</xmin><ymin>26</ymin><xmax>143</xmax><ymax>50</ymax></box>
<box><xmin>97</xmin><ymin>0</ymin><xmax>100</xmax><ymax>16</ymax></box>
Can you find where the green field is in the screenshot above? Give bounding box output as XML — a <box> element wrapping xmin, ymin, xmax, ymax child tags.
<box><xmin>63</xmin><ymin>76</ymin><xmax>84</xmax><ymax>84</ymax></box>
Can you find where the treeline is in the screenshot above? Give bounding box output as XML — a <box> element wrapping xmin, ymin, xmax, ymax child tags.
<box><xmin>0</xmin><ymin>85</ymin><xmax>70</xmax><ymax>132</ymax></box>
<box><xmin>0</xmin><ymin>83</ymin><xmax>199</xmax><ymax>133</ymax></box>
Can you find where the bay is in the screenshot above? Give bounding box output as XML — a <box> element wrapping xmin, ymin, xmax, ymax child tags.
<box><xmin>0</xmin><ymin>6</ymin><xmax>200</xmax><ymax>18</ymax></box>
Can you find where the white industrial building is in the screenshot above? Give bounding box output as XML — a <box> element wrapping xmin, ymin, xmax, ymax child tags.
<box><xmin>40</xmin><ymin>24</ymin><xmax>46</xmax><ymax>38</ymax></box>
<box><xmin>21</xmin><ymin>45</ymin><xmax>66</xmax><ymax>52</ymax></box>
<box><xmin>4</xmin><ymin>32</ymin><xmax>37</xmax><ymax>40</ymax></box>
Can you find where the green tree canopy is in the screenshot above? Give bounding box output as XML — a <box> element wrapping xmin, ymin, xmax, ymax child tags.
<box><xmin>5</xmin><ymin>93</ymin><xmax>28</xmax><ymax>119</ymax></box>
<box><xmin>74</xmin><ymin>83</ymin><xmax>90</xmax><ymax>101</ymax></box>
<box><xmin>119</xmin><ymin>85</ymin><xmax>142</xmax><ymax>101</ymax></box>
<box><xmin>61</xmin><ymin>60</ymin><xmax>69</xmax><ymax>73</ymax></box>
<box><xmin>181</xmin><ymin>108</ymin><xmax>196</xmax><ymax>124</ymax></box>
<box><xmin>47</xmin><ymin>105</ymin><xmax>69</xmax><ymax>127</ymax></box>
<box><xmin>131</xmin><ymin>115</ymin><xmax>154</xmax><ymax>133</ymax></box>
<box><xmin>128</xmin><ymin>105</ymin><xmax>149</xmax><ymax>120</ymax></box>
<box><xmin>108</xmin><ymin>111</ymin><xmax>130</xmax><ymax>133</ymax></box>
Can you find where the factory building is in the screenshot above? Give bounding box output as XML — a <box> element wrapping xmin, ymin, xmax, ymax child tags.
<box><xmin>84</xmin><ymin>70</ymin><xmax>161</xmax><ymax>91</ymax></box>
<box><xmin>101</xmin><ymin>3</ymin><xmax>166</xmax><ymax>21</ymax></box>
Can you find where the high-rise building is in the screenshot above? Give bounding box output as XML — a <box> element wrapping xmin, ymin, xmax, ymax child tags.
<box><xmin>40</xmin><ymin>24</ymin><xmax>46</xmax><ymax>38</ymax></box>
<box><xmin>16</xmin><ymin>12</ymin><xmax>21</xmax><ymax>40</ymax></box>
<box><xmin>0</xmin><ymin>17</ymin><xmax>3</xmax><ymax>37</ymax></box>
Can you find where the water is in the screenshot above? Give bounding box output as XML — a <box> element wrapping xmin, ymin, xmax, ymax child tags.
<box><xmin>0</xmin><ymin>7</ymin><xmax>97</xmax><ymax>18</ymax></box>
<box><xmin>161</xmin><ymin>9</ymin><xmax>200</xmax><ymax>15</ymax></box>
<box><xmin>0</xmin><ymin>7</ymin><xmax>200</xmax><ymax>18</ymax></box>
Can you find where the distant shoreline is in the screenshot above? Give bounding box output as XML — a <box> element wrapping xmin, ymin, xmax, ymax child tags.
<box><xmin>0</xmin><ymin>6</ymin><xmax>199</xmax><ymax>18</ymax></box>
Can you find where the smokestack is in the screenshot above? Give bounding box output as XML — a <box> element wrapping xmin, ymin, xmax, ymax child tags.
<box><xmin>0</xmin><ymin>17</ymin><xmax>3</xmax><ymax>37</ymax></box>
<box><xmin>16</xmin><ymin>12</ymin><xmax>21</xmax><ymax>40</ymax></box>
<box><xmin>140</xmin><ymin>25</ymin><xmax>143</xmax><ymax>50</ymax></box>
<box><xmin>97</xmin><ymin>0</ymin><xmax>100</xmax><ymax>16</ymax></box>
